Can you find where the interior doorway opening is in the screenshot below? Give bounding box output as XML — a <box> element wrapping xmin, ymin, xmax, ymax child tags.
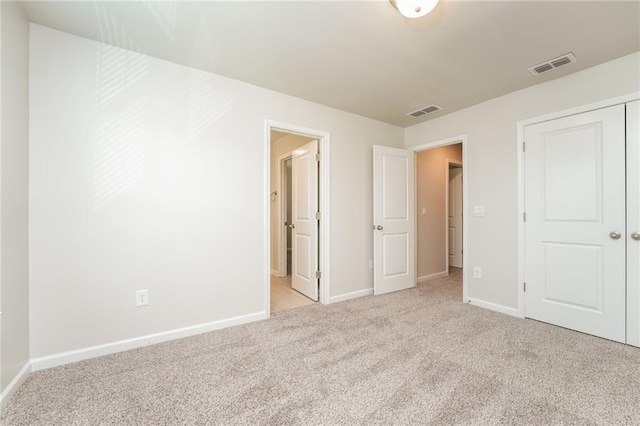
<box><xmin>448</xmin><ymin>161</ymin><xmax>463</xmax><ymax>270</ymax></box>
<box><xmin>371</xmin><ymin>136</ymin><xmax>467</xmax><ymax>301</ymax></box>
<box><xmin>412</xmin><ymin>138</ymin><xmax>467</xmax><ymax>301</ymax></box>
<box><xmin>265</xmin><ymin>122</ymin><xmax>331</xmax><ymax>315</ymax></box>
<box><xmin>415</xmin><ymin>143</ymin><xmax>463</xmax><ymax>280</ymax></box>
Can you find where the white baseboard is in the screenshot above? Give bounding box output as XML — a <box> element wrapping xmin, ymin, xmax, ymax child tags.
<box><xmin>0</xmin><ymin>361</ymin><xmax>31</xmax><ymax>410</ymax></box>
<box><xmin>329</xmin><ymin>288</ymin><xmax>373</xmax><ymax>304</ymax></box>
<box><xmin>417</xmin><ymin>270</ymin><xmax>449</xmax><ymax>283</ymax></box>
<box><xmin>467</xmin><ymin>297</ymin><xmax>519</xmax><ymax>317</ymax></box>
<box><xmin>31</xmin><ymin>311</ymin><xmax>267</xmax><ymax>372</ymax></box>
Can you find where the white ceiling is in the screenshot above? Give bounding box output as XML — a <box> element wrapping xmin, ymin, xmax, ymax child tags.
<box><xmin>20</xmin><ymin>0</ymin><xmax>640</xmax><ymax>127</ymax></box>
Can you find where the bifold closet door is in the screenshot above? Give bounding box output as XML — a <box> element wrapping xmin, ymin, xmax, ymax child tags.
<box><xmin>524</xmin><ymin>104</ymin><xmax>627</xmax><ymax>343</ymax></box>
<box><xmin>627</xmin><ymin>100</ymin><xmax>639</xmax><ymax>347</ymax></box>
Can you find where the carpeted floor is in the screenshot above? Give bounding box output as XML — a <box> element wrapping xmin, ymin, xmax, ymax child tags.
<box><xmin>3</xmin><ymin>269</ymin><xmax>640</xmax><ymax>425</ymax></box>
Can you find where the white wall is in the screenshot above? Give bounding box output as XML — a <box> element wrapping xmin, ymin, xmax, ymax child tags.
<box><xmin>405</xmin><ymin>52</ymin><xmax>640</xmax><ymax>310</ymax></box>
<box><xmin>1</xmin><ymin>0</ymin><xmax>30</xmax><ymax>396</ymax></box>
<box><xmin>416</xmin><ymin>144</ymin><xmax>462</xmax><ymax>279</ymax></box>
<box><xmin>29</xmin><ymin>25</ymin><xmax>404</xmax><ymax>361</ymax></box>
<box><xmin>269</xmin><ymin>132</ymin><xmax>314</xmax><ymax>274</ymax></box>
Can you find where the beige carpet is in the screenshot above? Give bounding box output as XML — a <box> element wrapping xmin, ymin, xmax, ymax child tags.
<box><xmin>3</xmin><ymin>269</ymin><xmax>640</xmax><ymax>425</ymax></box>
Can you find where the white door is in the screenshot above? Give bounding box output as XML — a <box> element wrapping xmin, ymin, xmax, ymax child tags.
<box><xmin>524</xmin><ymin>105</ymin><xmax>626</xmax><ymax>342</ymax></box>
<box><xmin>373</xmin><ymin>145</ymin><xmax>415</xmax><ymax>295</ymax></box>
<box><xmin>627</xmin><ymin>100</ymin><xmax>640</xmax><ymax>347</ymax></box>
<box><xmin>291</xmin><ymin>140</ymin><xmax>319</xmax><ymax>301</ymax></box>
<box><xmin>448</xmin><ymin>166</ymin><xmax>463</xmax><ymax>268</ymax></box>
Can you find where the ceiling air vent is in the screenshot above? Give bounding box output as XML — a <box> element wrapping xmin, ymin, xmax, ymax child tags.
<box><xmin>528</xmin><ymin>53</ymin><xmax>577</xmax><ymax>75</ymax></box>
<box><xmin>407</xmin><ymin>104</ymin><xmax>442</xmax><ymax>118</ymax></box>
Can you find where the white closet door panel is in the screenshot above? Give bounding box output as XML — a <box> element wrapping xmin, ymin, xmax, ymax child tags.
<box><xmin>524</xmin><ymin>105</ymin><xmax>626</xmax><ymax>343</ymax></box>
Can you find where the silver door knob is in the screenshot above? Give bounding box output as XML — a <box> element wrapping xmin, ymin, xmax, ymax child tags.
<box><xmin>289</xmin><ymin>223</ymin><xmax>295</xmax><ymax>229</ymax></box>
<box><xmin>632</xmin><ymin>232</ymin><xmax>640</xmax><ymax>241</ymax></box>
<box><xmin>376</xmin><ymin>225</ymin><xmax>383</xmax><ymax>231</ymax></box>
<box><xmin>609</xmin><ymin>231</ymin><xmax>622</xmax><ymax>240</ymax></box>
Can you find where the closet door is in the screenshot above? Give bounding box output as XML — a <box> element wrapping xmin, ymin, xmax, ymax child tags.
<box><xmin>627</xmin><ymin>100</ymin><xmax>640</xmax><ymax>347</ymax></box>
<box><xmin>524</xmin><ymin>105</ymin><xmax>626</xmax><ymax>342</ymax></box>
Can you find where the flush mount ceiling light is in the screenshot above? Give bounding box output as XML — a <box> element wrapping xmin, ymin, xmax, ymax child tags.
<box><xmin>391</xmin><ymin>0</ymin><xmax>439</xmax><ymax>18</ymax></box>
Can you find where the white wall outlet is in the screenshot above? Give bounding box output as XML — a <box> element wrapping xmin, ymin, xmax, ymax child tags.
<box><xmin>473</xmin><ymin>206</ymin><xmax>485</xmax><ymax>217</ymax></box>
<box><xmin>369</xmin><ymin>260</ymin><xmax>374</xmax><ymax>270</ymax></box>
<box><xmin>136</xmin><ymin>289</ymin><xmax>149</xmax><ymax>307</ymax></box>
<box><xmin>421</xmin><ymin>207</ymin><xmax>427</xmax><ymax>216</ymax></box>
<box><xmin>473</xmin><ymin>267</ymin><xmax>482</xmax><ymax>279</ymax></box>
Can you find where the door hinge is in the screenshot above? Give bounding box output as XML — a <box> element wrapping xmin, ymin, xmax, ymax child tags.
<box><xmin>316</xmin><ymin>211</ymin><xmax>321</xmax><ymax>220</ymax></box>
<box><xmin>315</xmin><ymin>153</ymin><xmax>321</xmax><ymax>162</ymax></box>
<box><xmin>523</xmin><ymin>282</ymin><xmax>526</xmax><ymax>292</ymax></box>
<box><xmin>522</xmin><ymin>141</ymin><xmax>526</xmax><ymax>152</ymax></box>
<box><xmin>523</xmin><ymin>212</ymin><xmax>527</xmax><ymax>222</ymax></box>
<box><xmin>315</xmin><ymin>271</ymin><xmax>322</xmax><ymax>279</ymax></box>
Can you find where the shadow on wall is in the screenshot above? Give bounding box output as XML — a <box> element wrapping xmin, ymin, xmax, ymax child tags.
<box><xmin>91</xmin><ymin>1</ymin><xmax>233</xmax><ymax>212</ymax></box>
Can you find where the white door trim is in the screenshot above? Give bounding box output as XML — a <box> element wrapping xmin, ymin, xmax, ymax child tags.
<box><xmin>277</xmin><ymin>153</ymin><xmax>292</xmax><ymax>277</ymax></box>
<box><xmin>264</xmin><ymin>120</ymin><xmax>331</xmax><ymax>316</ymax></box>
<box><xmin>411</xmin><ymin>135</ymin><xmax>468</xmax><ymax>302</ymax></box>
<box><xmin>516</xmin><ymin>92</ymin><xmax>640</xmax><ymax>318</ymax></box>
<box><xmin>627</xmin><ymin>100</ymin><xmax>640</xmax><ymax>347</ymax></box>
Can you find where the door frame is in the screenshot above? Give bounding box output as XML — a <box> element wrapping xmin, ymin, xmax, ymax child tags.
<box><xmin>264</xmin><ymin>120</ymin><xmax>331</xmax><ymax>316</ymax></box>
<box><xmin>445</xmin><ymin>160</ymin><xmax>463</xmax><ymax>271</ymax></box>
<box><xmin>411</xmin><ymin>135</ymin><xmax>468</xmax><ymax>302</ymax></box>
<box><xmin>516</xmin><ymin>92</ymin><xmax>640</xmax><ymax>318</ymax></box>
<box><xmin>276</xmin><ymin>153</ymin><xmax>292</xmax><ymax>277</ymax></box>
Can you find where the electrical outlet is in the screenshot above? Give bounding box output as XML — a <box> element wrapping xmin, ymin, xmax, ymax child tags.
<box><xmin>136</xmin><ymin>289</ymin><xmax>148</xmax><ymax>307</ymax></box>
<box><xmin>473</xmin><ymin>267</ymin><xmax>482</xmax><ymax>279</ymax></box>
<box><xmin>369</xmin><ymin>260</ymin><xmax>374</xmax><ymax>270</ymax></box>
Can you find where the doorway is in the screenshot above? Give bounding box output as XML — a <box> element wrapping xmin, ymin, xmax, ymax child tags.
<box><xmin>448</xmin><ymin>162</ymin><xmax>463</xmax><ymax>270</ymax></box>
<box><xmin>415</xmin><ymin>143</ymin><xmax>463</xmax><ymax>282</ymax></box>
<box><xmin>372</xmin><ymin>136</ymin><xmax>468</xmax><ymax>302</ymax></box>
<box><xmin>266</xmin><ymin>122</ymin><xmax>331</xmax><ymax>315</ymax></box>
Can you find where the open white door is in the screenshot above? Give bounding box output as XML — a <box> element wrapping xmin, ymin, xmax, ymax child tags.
<box><xmin>627</xmin><ymin>100</ymin><xmax>640</xmax><ymax>347</ymax></box>
<box><xmin>524</xmin><ymin>105</ymin><xmax>626</xmax><ymax>343</ymax></box>
<box><xmin>373</xmin><ymin>145</ymin><xmax>415</xmax><ymax>295</ymax></box>
<box><xmin>291</xmin><ymin>140</ymin><xmax>319</xmax><ymax>301</ymax></box>
<box><xmin>448</xmin><ymin>166</ymin><xmax>463</xmax><ymax>268</ymax></box>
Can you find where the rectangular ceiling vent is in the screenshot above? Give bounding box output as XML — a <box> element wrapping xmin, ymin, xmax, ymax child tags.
<box><xmin>407</xmin><ymin>104</ymin><xmax>442</xmax><ymax>118</ymax></box>
<box><xmin>528</xmin><ymin>53</ymin><xmax>577</xmax><ymax>75</ymax></box>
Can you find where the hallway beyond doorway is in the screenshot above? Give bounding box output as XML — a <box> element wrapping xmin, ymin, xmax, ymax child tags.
<box><xmin>270</xmin><ymin>275</ymin><xmax>315</xmax><ymax>313</ymax></box>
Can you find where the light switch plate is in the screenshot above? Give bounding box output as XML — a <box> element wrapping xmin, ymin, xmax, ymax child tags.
<box><xmin>473</xmin><ymin>206</ymin><xmax>485</xmax><ymax>217</ymax></box>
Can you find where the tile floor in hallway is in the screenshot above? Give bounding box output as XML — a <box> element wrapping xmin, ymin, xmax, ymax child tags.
<box><xmin>270</xmin><ymin>275</ymin><xmax>315</xmax><ymax>313</ymax></box>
